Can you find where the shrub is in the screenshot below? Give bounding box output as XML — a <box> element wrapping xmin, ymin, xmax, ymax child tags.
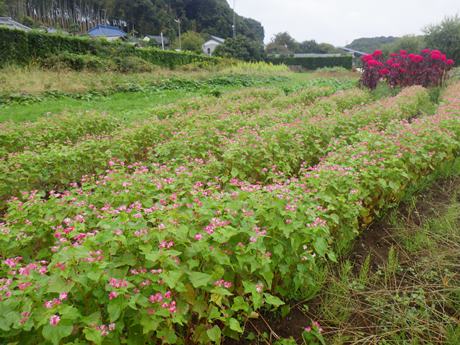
<box><xmin>39</xmin><ymin>53</ymin><xmax>111</xmax><ymax>72</ymax></box>
<box><xmin>113</xmin><ymin>56</ymin><xmax>156</xmax><ymax>73</ymax></box>
<box><xmin>360</xmin><ymin>49</ymin><xmax>455</xmax><ymax>89</ymax></box>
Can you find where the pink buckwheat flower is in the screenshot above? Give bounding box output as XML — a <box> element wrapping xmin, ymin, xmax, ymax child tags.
<box><xmin>49</xmin><ymin>315</ymin><xmax>60</xmax><ymax>326</ymax></box>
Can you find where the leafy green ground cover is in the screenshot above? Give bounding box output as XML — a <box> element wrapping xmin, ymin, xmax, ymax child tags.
<box><xmin>0</xmin><ymin>69</ymin><xmax>458</xmax><ymax>344</ymax></box>
<box><xmin>238</xmin><ymin>164</ymin><xmax>460</xmax><ymax>345</ymax></box>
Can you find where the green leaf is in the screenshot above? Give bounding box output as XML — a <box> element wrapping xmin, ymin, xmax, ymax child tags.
<box><xmin>140</xmin><ymin>314</ymin><xmax>160</xmax><ymax>334</ymax></box>
<box><xmin>84</xmin><ymin>327</ymin><xmax>102</xmax><ymax>345</ymax></box>
<box><xmin>231</xmin><ymin>296</ymin><xmax>249</xmax><ymax>312</ymax></box>
<box><xmin>264</xmin><ymin>293</ymin><xmax>285</xmax><ymax>307</ymax></box>
<box><xmin>188</xmin><ymin>272</ymin><xmax>212</xmax><ymax>288</ymax></box>
<box><xmin>108</xmin><ymin>298</ymin><xmax>126</xmax><ymax>322</ymax></box>
<box><xmin>207</xmin><ymin>325</ymin><xmax>222</xmax><ymax>344</ymax></box>
<box><xmin>42</xmin><ymin>324</ymin><xmax>73</xmax><ymax>345</ymax></box>
<box><xmin>228</xmin><ymin>318</ymin><xmax>243</xmax><ymax>333</ymax></box>
<box><xmin>313</xmin><ymin>237</ymin><xmax>328</xmax><ymax>256</ymax></box>
<box><xmin>162</xmin><ymin>270</ymin><xmax>183</xmax><ymax>289</ymax></box>
<box><xmin>47</xmin><ymin>276</ymin><xmax>71</xmax><ymax>293</ymax></box>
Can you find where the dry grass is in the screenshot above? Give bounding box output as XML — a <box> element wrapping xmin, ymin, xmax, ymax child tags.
<box><xmin>0</xmin><ymin>65</ymin><xmax>193</xmax><ymax>95</ymax></box>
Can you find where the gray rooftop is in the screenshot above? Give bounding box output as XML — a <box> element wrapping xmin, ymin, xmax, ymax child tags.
<box><xmin>0</xmin><ymin>17</ymin><xmax>31</xmax><ymax>31</ymax></box>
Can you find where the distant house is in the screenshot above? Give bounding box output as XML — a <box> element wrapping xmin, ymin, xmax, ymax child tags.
<box><xmin>88</xmin><ymin>25</ymin><xmax>127</xmax><ymax>41</ymax></box>
<box><xmin>0</xmin><ymin>17</ymin><xmax>31</xmax><ymax>31</ymax></box>
<box><xmin>202</xmin><ymin>36</ymin><xmax>225</xmax><ymax>56</ymax></box>
<box><xmin>338</xmin><ymin>47</ymin><xmax>368</xmax><ymax>57</ymax></box>
<box><xmin>143</xmin><ymin>35</ymin><xmax>170</xmax><ymax>48</ymax></box>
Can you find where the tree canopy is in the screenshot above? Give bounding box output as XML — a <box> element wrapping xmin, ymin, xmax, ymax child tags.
<box><xmin>172</xmin><ymin>31</ymin><xmax>205</xmax><ymax>53</ymax></box>
<box><xmin>214</xmin><ymin>35</ymin><xmax>264</xmax><ymax>61</ymax></box>
<box><xmin>424</xmin><ymin>15</ymin><xmax>460</xmax><ymax>65</ymax></box>
<box><xmin>2</xmin><ymin>0</ymin><xmax>264</xmax><ymax>43</ymax></box>
<box><xmin>265</xmin><ymin>32</ymin><xmax>341</xmax><ymax>55</ymax></box>
<box><xmin>381</xmin><ymin>35</ymin><xmax>426</xmax><ymax>55</ymax></box>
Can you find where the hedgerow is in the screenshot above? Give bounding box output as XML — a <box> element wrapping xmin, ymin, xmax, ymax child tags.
<box><xmin>0</xmin><ymin>27</ymin><xmax>218</xmax><ymax>69</ymax></box>
<box><xmin>0</xmin><ymin>83</ymin><xmax>459</xmax><ymax>344</ymax></box>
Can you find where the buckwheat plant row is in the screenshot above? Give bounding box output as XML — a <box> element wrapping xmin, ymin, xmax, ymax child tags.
<box><xmin>0</xmin><ymin>83</ymin><xmax>458</xmax><ymax>344</ymax></box>
<box><xmin>0</xmin><ymin>86</ymin><xmax>368</xmax><ymax>205</ymax></box>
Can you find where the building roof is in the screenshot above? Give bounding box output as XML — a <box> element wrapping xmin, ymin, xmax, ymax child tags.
<box><xmin>338</xmin><ymin>47</ymin><xmax>368</xmax><ymax>56</ymax></box>
<box><xmin>88</xmin><ymin>25</ymin><xmax>126</xmax><ymax>38</ymax></box>
<box><xmin>0</xmin><ymin>17</ymin><xmax>31</xmax><ymax>31</ymax></box>
<box><xmin>293</xmin><ymin>53</ymin><xmax>346</xmax><ymax>58</ymax></box>
<box><xmin>144</xmin><ymin>35</ymin><xmax>170</xmax><ymax>45</ymax></box>
<box><xmin>208</xmin><ymin>35</ymin><xmax>225</xmax><ymax>44</ymax></box>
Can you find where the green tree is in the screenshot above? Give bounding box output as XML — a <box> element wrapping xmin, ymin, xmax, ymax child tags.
<box><xmin>173</xmin><ymin>31</ymin><xmax>204</xmax><ymax>53</ymax></box>
<box><xmin>317</xmin><ymin>42</ymin><xmax>341</xmax><ymax>54</ymax></box>
<box><xmin>214</xmin><ymin>35</ymin><xmax>264</xmax><ymax>61</ymax></box>
<box><xmin>265</xmin><ymin>32</ymin><xmax>299</xmax><ymax>55</ymax></box>
<box><xmin>298</xmin><ymin>40</ymin><xmax>321</xmax><ymax>53</ymax></box>
<box><xmin>424</xmin><ymin>15</ymin><xmax>460</xmax><ymax>65</ymax></box>
<box><xmin>381</xmin><ymin>35</ymin><xmax>426</xmax><ymax>55</ymax></box>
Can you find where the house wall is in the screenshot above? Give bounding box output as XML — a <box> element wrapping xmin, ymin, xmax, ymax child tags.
<box><xmin>202</xmin><ymin>41</ymin><xmax>221</xmax><ymax>56</ymax></box>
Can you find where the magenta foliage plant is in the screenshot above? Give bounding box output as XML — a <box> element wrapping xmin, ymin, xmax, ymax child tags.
<box><xmin>360</xmin><ymin>49</ymin><xmax>455</xmax><ymax>90</ymax></box>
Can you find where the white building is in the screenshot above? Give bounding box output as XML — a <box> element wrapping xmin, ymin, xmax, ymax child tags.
<box><xmin>202</xmin><ymin>36</ymin><xmax>225</xmax><ymax>56</ymax></box>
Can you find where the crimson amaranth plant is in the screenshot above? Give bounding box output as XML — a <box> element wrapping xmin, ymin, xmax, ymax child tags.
<box><xmin>361</xmin><ymin>49</ymin><xmax>455</xmax><ymax>90</ymax></box>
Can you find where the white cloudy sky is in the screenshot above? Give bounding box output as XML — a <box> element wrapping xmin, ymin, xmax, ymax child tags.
<box><xmin>228</xmin><ymin>0</ymin><xmax>459</xmax><ymax>46</ymax></box>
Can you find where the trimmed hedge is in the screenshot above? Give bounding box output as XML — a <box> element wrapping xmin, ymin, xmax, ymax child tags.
<box><xmin>268</xmin><ymin>55</ymin><xmax>353</xmax><ymax>70</ymax></box>
<box><xmin>0</xmin><ymin>27</ymin><xmax>218</xmax><ymax>68</ymax></box>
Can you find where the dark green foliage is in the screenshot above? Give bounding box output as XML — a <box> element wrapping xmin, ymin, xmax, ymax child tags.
<box><xmin>266</xmin><ymin>32</ymin><xmax>342</xmax><ymax>55</ymax></box>
<box><xmin>266</xmin><ymin>32</ymin><xmax>299</xmax><ymax>55</ymax></box>
<box><xmin>214</xmin><ymin>36</ymin><xmax>264</xmax><ymax>61</ymax></box>
<box><xmin>2</xmin><ymin>0</ymin><xmax>264</xmax><ymax>43</ymax></box>
<box><xmin>0</xmin><ymin>27</ymin><xmax>217</xmax><ymax>69</ymax></box>
<box><xmin>425</xmin><ymin>15</ymin><xmax>460</xmax><ymax>66</ymax></box>
<box><xmin>268</xmin><ymin>55</ymin><xmax>353</xmax><ymax>70</ymax></box>
<box><xmin>172</xmin><ymin>31</ymin><xmax>205</xmax><ymax>53</ymax></box>
<box><xmin>40</xmin><ymin>53</ymin><xmax>111</xmax><ymax>71</ymax></box>
<box><xmin>346</xmin><ymin>36</ymin><xmax>399</xmax><ymax>53</ymax></box>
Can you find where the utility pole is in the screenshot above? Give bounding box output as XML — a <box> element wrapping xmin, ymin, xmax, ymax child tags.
<box><xmin>232</xmin><ymin>0</ymin><xmax>236</xmax><ymax>38</ymax></box>
<box><xmin>174</xmin><ymin>18</ymin><xmax>181</xmax><ymax>50</ymax></box>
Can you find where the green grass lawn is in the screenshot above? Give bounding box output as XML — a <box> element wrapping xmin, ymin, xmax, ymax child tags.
<box><xmin>0</xmin><ymin>89</ymin><xmax>198</xmax><ymax>123</ymax></box>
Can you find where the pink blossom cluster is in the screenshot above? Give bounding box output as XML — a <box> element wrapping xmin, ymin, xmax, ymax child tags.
<box><xmin>214</xmin><ymin>279</ymin><xmax>233</xmax><ymax>289</ymax></box>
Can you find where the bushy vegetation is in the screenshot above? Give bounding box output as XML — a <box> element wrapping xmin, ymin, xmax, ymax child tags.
<box><xmin>0</xmin><ymin>27</ymin><xmax>218</xmax><ymax>69</ymax></box>
<box><xmin>266</xmin><ymin>32</ymin><xmax>342</xmax><ymax>55</ymax></box>
<box><xmin>214</xmin><ymin>36</ymin><xmax>265</xmax><ymax>61</ymax></box>
<box><xmin>425</xmin><ymin>15</ymin><xmax>460</xmax><ymax>67</ymax></box>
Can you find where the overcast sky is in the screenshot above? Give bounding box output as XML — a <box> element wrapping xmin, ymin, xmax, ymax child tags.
<box><xmin>228</xmin><ymin>0</ymin><xmax>459</xmax><ymax>46</ymax></box>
